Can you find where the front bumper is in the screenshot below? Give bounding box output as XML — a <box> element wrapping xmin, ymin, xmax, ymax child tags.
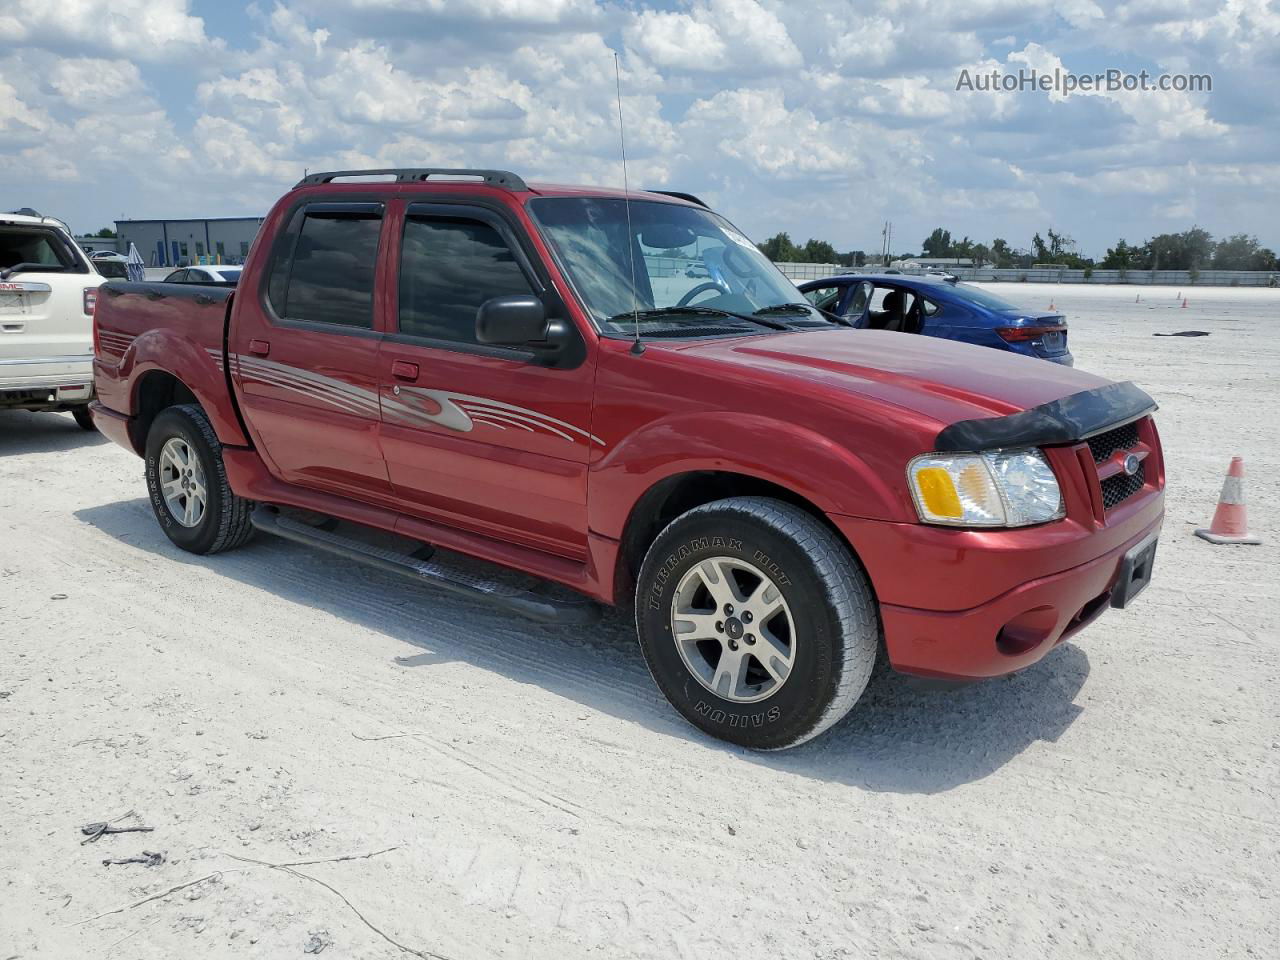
<box><xmin>833</xmin><ymin>490</ymin><xmax>1164</xmax><ymax>680</ymax></box>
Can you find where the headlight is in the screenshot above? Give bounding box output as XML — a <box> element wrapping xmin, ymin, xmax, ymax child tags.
<box><xmin>907</xmin><ymin>448</ymin><xmax>1064</xmax><ymax>527</ymax></box>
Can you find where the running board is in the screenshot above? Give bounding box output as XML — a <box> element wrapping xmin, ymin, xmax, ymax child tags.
<box><xmin>249</xmin><ymin>507</ymin><xmax>602</xmax><ymax>625</ymax></box>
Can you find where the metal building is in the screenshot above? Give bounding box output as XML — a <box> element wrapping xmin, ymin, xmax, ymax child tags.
<box><xmin>115</xmin><ymin>216</ymin><xmax>265</xmax><ymax>267</ymax></box>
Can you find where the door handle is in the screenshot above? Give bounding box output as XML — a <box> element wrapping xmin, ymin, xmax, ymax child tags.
<box><xmin>248</xmin><ymin>338</ymin><xmax>270</xmax><ymax>357</ymax></box>
<box><xmin>391</xmin><ymin>360</ymin><xmax>419</xmax><ymax>381</ymax></box>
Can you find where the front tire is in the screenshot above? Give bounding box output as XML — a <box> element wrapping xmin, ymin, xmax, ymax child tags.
<box><xmin>144</xmin><ymin>404</ymin><xmax>254</xmax><ymax>555</ymax></box>
<box><xmin>635</xmin><ymin>497</ymin><xmax>879</xmax><ymax>750</ymax></box>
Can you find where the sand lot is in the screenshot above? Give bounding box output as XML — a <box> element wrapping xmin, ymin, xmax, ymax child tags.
<box><xmin>1</xmin><ymin>283</ymin><xmax>1276</xmax><ymax>959</ymax></box>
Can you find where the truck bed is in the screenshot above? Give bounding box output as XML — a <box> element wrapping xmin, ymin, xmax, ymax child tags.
<box><xmin>93</xmin><ymin>280</ymin><xmax>241</xmax><ymax>448</ymax></box>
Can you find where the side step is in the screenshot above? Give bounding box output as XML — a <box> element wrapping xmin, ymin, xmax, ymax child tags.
<box><xmin>249</xmin><ymin>507</ymin><xmax>602</xmax><ymax>626</ymax></box>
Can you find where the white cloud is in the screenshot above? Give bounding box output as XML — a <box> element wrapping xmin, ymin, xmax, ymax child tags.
<box><xmin>50</xmin><ymin>59</ymin><xmax>145</xmax><ymax>109</ymax></box>
<box><xmin>341</xmin><ymin>0</ymin><xmax>602</xmax><ymax>23</ymax></box>
<box><xmin>0</xmin><ymin>0</ymin><xmax>213</xmax><ymax>60</ymax></box>
<box><xmin>627</xmin><ymin>0</ymin><xmax>801</xmax><ymax>73</ymax></box>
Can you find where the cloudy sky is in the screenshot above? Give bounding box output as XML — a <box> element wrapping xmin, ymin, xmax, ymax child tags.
<box><xmin>2</xmin><ymin>0</ymin><xmax>1277</xmax><ymax>258</ymax></box>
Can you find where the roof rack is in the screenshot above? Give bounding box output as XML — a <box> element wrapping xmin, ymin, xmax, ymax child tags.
<box><xmin>295</xmin><ymin>168</ymin><xmax>528</xmax><ymax>191</ymax></box>
<box><xmin>646</xmin><ymin>190</ymin><xmax>707</xmax><ymax>208</ymax></box>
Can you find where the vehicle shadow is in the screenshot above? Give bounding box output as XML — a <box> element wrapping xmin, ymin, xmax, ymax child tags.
<box><xmin>0</xmin><ymin>410</ymin><xmax>108</xmax><ymax>455</ymax></box>
<box><xmin>75</xmin><ymin>497</ymin><xmax>1090</xmax><ymax>795</ymax></box>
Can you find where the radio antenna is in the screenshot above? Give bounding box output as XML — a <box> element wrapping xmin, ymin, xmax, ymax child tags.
<box><xmin>614</xmin><ymin>52</ymin><xmax>644</xmax><ymax>355</ymax></box>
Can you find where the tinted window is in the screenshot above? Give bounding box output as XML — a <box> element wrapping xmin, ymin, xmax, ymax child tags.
<box><xmin>398</xmin><ymin>216</ymin><xmax>533</xmax><ymax>344</ymax></box>
<box><xmin>280</xmin><ymin>211</ymin><xmax>382</xmax><ymax>328</ymax></box>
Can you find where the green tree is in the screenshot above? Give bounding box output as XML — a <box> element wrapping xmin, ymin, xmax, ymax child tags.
<box><xmin>93</xmin><ymin>227</ymin><xmax>117</xmax><ymax>238</ymax></box>
<box><xmin>921</xmin><ymin>228</ymin><xmax>953</xmax><ymax>258</ymax></box>
<box><xmin>757</xmin><ymin>232</ymin><xmax>800</xmax><ymax>262</ymax></box>
<box><xmin>990</xmin><ymin>238</ymin><xmax>1011</xmax><ymax>267</ymax></box>
<box><xmin>1147</xmin><ymin>227</ymin><xmax>1214</xmax><ymax>270</ymax></box>
<box><xmin>1212</xmin><ymin>233</ymin><xmax>1276</xmax><ymax>271</ymax></box>
<box><xmin>801</xmin><ymin>238</ymin><xmax>839</xmax><ymax>263</ymax></box>
<box><xmin>1100</xmin><ymin>239</ymin><xmax>1137</xmax><ymax>269</ymax></box>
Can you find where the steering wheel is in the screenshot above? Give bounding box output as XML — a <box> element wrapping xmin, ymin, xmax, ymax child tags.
<box><xmin>677</xmin><ymin>282</ymin><xmax>724</xmax><ymax>307</ymax></box>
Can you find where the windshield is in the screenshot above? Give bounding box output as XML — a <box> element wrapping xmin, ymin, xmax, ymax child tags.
<box><xmin>530</xmin><ymin>197</ymin><xmax>810</xmax><ymax>336</ymax></box>
<box><xmin>947</xmin><ymin>283</ymin><xmax>1024</xmax><ymax>312</ymax></box>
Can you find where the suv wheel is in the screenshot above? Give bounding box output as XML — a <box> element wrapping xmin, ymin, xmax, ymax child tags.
<box><xmin>144</xmin><ymin>404</ymin><xmax>254</xmax><ymax>555</ymax></box>
<box><xmin>636</xmin><ymin>497</ymin><xmax>879</xmax><ymax>750</ymax></box>
<box><xmin>71</xmin><ymin>406</ymin><xmax>96</xmax><ymax>431</ymax></box>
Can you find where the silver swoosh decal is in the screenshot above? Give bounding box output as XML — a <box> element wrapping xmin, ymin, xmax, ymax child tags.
<box><xmin>208</xmin><ymin>352</ymin><xmax>606</xmax><ymax>448</ymax></box>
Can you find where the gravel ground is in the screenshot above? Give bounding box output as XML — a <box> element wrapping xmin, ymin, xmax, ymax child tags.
<box><xmin>1</xmin><ymin>283</ymin><xmax>1276</xmax><ymax>959</ymax></box>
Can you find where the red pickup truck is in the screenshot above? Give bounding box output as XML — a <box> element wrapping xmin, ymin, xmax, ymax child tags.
<box><xmin>91</xmin><ymin>168</ymin><xmax>1164</xmax><ymax>750</ymax></box>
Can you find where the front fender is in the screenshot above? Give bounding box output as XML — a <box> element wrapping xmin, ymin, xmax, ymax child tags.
<box><xmin>122</xmin><ymin>330</ymin><xmax>248</xmax><ymax>448</ymax></box>
<box><xmin>588</xmin><ymin>411</ymin><xmax>907</xmax><ymax>539</ymax></box>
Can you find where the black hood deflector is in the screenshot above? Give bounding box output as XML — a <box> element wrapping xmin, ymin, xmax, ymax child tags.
<box><xmin>935</xmin><ymin>381</ymin><xmax>1157</xmax><ymax>452</ymax></box>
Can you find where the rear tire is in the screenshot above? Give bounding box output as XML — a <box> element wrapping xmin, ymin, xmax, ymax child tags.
<box><xmin>635</xmin><ymin>496</ymin><xmax>880</xmax><ymax>750</ymax></box>
<box><xmin>144</xmin><ymin>404</ymin><xmax>254</xmax><ymax>555</ymax></box>
<box><xmin>71</xmin><ymin>406</ymin><xmax>96</xmax><ymax>431</ymax></box>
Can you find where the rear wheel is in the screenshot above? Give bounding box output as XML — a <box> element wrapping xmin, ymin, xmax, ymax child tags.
<box><xmin>144</xmin><ymin>404</ymin><xmax>254</xmax><ymax>554</ymax></box>
<box><xmin>635</xmin><ymin>496</ymin><xmax>879</xmax><ymax>750</ymax></box>
<box><xmin>71</xmin><ymin>406</ymin><xmax>96</xmax><ymax>431</ymax></box>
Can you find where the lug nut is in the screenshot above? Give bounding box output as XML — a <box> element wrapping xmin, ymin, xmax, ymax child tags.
<box><xmin>728</xmin><ymin>639</ymin><xmax>739</xmax><ymax>651</ymax></box>
<box><xmin>724</xmin><ymin>603</ymin><xmax>734</xmax><ymax>615</ymax></box>
<box><xmin>743</xmin><ymin>611</ymin><xmax>753</xmax><ymax>623</ymax></box>
<box><xmin>745</xmin><ymin>634</ymin><xmax>755</xmax><ymax>645</ymax></box>
<box><xmin>715</xmin><ymin>621</ymin><xmax>724</xmax><ymax>632</ymax></box>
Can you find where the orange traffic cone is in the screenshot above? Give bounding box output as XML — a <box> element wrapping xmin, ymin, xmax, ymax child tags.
<box><xmin>1182</xmin><ymin>297</ymin><xmax>1188</xmax><ymax>308</ymax></box>
<box><xmin>1196</xmin><ymin>457</ymin><xmax>1261</xmax><ymax>544</ymax></box>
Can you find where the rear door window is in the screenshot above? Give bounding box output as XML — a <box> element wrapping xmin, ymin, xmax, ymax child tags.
<box><xmin>398</xmin><ymin>215</ymin><xmax>534</xmax><ymax>345</ymax></box>
<box><xmin>268</xmin><ymin>206</ymin><xmax>383</xmax><ymax>329</ymax></box>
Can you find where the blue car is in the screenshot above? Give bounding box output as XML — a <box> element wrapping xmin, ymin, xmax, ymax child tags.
<box><xmin>796</xmin><ymin>273</ymin><xmax>1073</xmax><ymax>365</ymax></box>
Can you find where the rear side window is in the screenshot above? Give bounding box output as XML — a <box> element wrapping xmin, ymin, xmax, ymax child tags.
<box><xmin>267</xmin><ymin>206</ymin><xmax>382</xmax><ymax>328</ymax></box>
<box><xmin>398</xmin><ymin>216</ymin><xmax>534</xmax><ymax>345</ymax></box>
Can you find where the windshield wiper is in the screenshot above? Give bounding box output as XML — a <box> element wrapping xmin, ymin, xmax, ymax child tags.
<box><xmin>754</xmin><ymin>302</ymin><xmax>854</xmax><ymax>327</ymax></box>
<box><xmin>609</xmin><ymin>305</ymin><xmax>790</xmax><ymax>331</ymax></box>
<box><xmin>0</xmin><ymin>262</ymin><xmax>67</xmax><ymax>281</ymax></box>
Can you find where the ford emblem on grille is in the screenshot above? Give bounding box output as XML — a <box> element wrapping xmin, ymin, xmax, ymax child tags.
<box><xmin>1123</xmin><ymin>453</ymin><xmax>1142</xmax><ymax>476</ymax></box>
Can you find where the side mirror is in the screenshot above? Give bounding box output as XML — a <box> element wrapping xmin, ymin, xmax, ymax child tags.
<box><xmin>476</xmin><ymin>295</ymin><xmax>547</xmax><ymax>345</ymax></box>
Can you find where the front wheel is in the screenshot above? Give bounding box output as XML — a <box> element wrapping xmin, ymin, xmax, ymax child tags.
<box><xmin>635</xmin><ymin>497</ymin><xmax>880</xmax><ymax>750</ymax></box>
<box><xmin>144</xmin><ymin>404</ymin><xmax>254</xmax><ymax>555</ymax></box>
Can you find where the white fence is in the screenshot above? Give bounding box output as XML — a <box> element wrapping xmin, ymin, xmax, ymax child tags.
<box><xmin>771</xmin><ymin>262</ymin><xmax>1280</xmax><ymax>287</ymax></box>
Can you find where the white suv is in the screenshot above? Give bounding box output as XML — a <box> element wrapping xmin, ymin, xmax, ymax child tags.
<box><xmin>1</xmin><ymin>210</ymin><xmax>105</xmax><ymax>430</ymax></box>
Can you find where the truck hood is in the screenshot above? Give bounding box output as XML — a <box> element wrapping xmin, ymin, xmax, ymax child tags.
<box><xmin>675</xmin><ymin>328</ymin><xmax>1111</xmax><ymax>427</ymax></box>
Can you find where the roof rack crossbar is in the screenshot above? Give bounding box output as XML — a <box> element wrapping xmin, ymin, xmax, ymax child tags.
<box><xmin>646</xmin><ymin>190</ymin><xmax>707</xmax><ymax>207</ymax></box>
<box><xmin>295</xmin><ymin>168</ymin><xmax>528</xmax><ymax>191</ymax></box>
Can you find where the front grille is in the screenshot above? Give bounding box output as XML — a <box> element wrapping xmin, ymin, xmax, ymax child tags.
<box><xmin>1100</xmin><ymin>462</ymin><xmax>1145</xmax><ymax>509</ymax></box>
<box><xmin>1087</xmin><ymin>422</ymin><xmax>1140</xmax><ymax>464</ymax></box>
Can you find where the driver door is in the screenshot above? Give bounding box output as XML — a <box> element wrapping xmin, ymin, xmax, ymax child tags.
<box><xmin>376</xmin><ymin>200</ymin><xmax>595</xmax><ymax>560</ymax></box>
